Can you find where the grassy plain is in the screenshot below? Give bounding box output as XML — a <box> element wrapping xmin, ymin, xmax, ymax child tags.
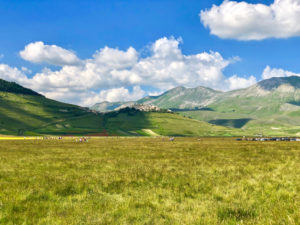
<box><xmin>0</xmin><ymin>138</ymin><xmax>299</xmax><ymax>224</ymax></box>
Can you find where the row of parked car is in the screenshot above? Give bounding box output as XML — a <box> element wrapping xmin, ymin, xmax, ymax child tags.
<box><xmin>236</xmin><ymin>137</ymin><xmax>300</xmax><ymax>141</ymax></box>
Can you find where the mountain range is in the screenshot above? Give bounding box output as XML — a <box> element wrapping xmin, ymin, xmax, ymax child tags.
<box><xmin>0</xmin><ymin>76</ymin><xmax>299</xmax><ymax>136</ymax></box>
<box><xmin>0</xmin><ymin>78</ymin><xmax>234</xmax><ymax>136</ymax></box>
<box><xmin>92</xmin><ymin>76</ymin><xmax>300</xmax><ymax>136</ymax></box>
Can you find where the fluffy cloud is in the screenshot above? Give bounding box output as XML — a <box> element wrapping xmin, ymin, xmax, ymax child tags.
<box><xmin>20</xmin><ymin>41</ymin><xmax>80</xmax><ymax>66</ymax></box>
<box><xmin>226</xmin><ymin>75</ymin><xmax>257</xmax><ymax>90</ymax></box>
<box><xmin>262</xmin><ymin>66</ymin><xmax>300</xmax><ymax>79</ymax></box>
<box><xmin>41</xmin><ymin>86</ymin><xmax>145</xmax><ymax>107</ymax></box>
<box><xmin>131</xmin><ymin>37</ymin><xmax>238</xmax><ymax>90</ymax></box>
<box><xmin>0</xmin><ymin>64</ymin><xmax>29</xmax><ymax>83</ymax></box>
<box><xmin>200</xmin><ymin>0</ymin><xmax>300</xmax><ymax>40</ymax></box>
<box><xmin>21</xmin><ymin>67</ymin><xmax>32</xmax><ymax>74</ymax></box>
<box><xmin>81</xmin><ymin>86</ymin><xmax>145</xmax><ymax>106</ymax></box>
<box><xmin>1</xmin><ymin>37</ymin><xmax>257</xmax><ymax>106</ymax></box>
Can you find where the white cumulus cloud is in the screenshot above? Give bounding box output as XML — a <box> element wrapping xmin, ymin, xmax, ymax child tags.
<box><xmin>200</xmin><ymin>0</ymin><xmax>300</xmax><ymax>40</ymax></box>
<box><xmin>0</xmin><ymin>37</ymin><xmax>257</xmax><ymax>106</ymax></box>
<box><xmin>81</xmin><ymin>86</ymin><xmax>145</xmax><ymax>107</ymax></box>
<box><xmin>20</xmin><ymin>41</ymin><xmax>80</xmax><ymax>66</ymax></box>
<box><xmin>0</xmin><ymin>64</ymin><xmax>29</xmax><ymax>83</ymax></box>
<box><xmin>226</xmin><ymin>75</ymin><xmax>257</xmax><ymax>90</ymax></box>
<box><xmin>262</xmin><ymin>66</ymin><xmax>300</xmax><ymax>79</ymax></box>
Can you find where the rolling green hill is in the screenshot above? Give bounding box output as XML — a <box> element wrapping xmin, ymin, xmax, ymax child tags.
<box><xmin>0</xmin><ymin>91</ymin><xmax>238</xmax><ymax>136</ymax></box>
<box><xmin>137</xmin><ymin>86</ymin><xmax>221</xmax><ymax>109</ymax></box>
<box><xmin>0</xmin><ymin>78</ymin><xmax>238</xmax><ymax>136</ymax></box>
<box><xmin>0</xmin><ymin>79</ymin><xmax>104</xmax><ymax>135</ymax></box>
<box><xmin>91</xmin><ymin>76</ymin><xmax>300</xmax><ymax>136</ymax></box>
<box><xmin>179</xmin><ymin>76</ymin><xmax>300</xmax><ymax>135</ymax></box>
<box><xmin>0</xmin><ymin>92</ymin><xmax>104</xmax><ymax>136</ymax></box>
<box><xmin>101</xmin><ymin>108</ymin><xmax>240</xmax><ymax>136</ymax></box>
<box><xmin>91</xmin><ymin>86</ymin><xmax>221</xmax><ymax>112</ymax></box>
<box><xmin>6</xmin><ymin>75</ymin><xmax>300</xmax><ymax>137</ymax></box>
<box><xmin>0</xmin><ymin>79</ymin><xmax>42</xmax><ymax>96</ymax></box>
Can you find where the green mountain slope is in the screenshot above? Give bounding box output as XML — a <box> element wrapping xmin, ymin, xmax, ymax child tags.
<box><xmin>101</xmin><ymin>108</ymin><xmax>240</xmax><ymax>136</ymax></box>
<box><xmin>0</xmin><ymin>79</ymin><xmax>42</xmax><ymax>96</ymax></box>
<box><xmin>0</xmin><ymin>79</ymin><xmax>103</xmax><ymax>135</ymax></box>
<box><xmin>91</xmin><ymin>76</ymin><xmax>300</xmax><ymax>136</ymax></box>
<box><xmin>0</xmin><ymin>79</ymin><xmax>237</xmax><ymax>136</ymax></box>
<box><xmin>180</xmin><ymin>76</ymin><xmax>300</xmax><ymax>135</ymax></box>
<box><xmin>137</xmin><ymin>86</ymin><xmax>221</xmax><ymax>109</ymax></box>
<box><xmin>91</xmin><ymin>86</ymin><xmax>221</xmax><ymax>112</ymax></box>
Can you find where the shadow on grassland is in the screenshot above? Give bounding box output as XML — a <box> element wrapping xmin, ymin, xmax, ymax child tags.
<box><xmin>171</xmin><ymin>107</ymin><xmax>214</xmax><ymax>112</ymax></box>
<box><xmin>208</xmin><ymin>118</ymin><xmax>252</xmax><ymax>128</ymax></box>
<box><xmin>103</xmin><ymin>107</ymin><xmax>152</xmax><ymax>135</ymax></box>
<box><xmin>289</xmin><ymin>101</ymin><xmax>300</xmax><ymax>106</ymax></box>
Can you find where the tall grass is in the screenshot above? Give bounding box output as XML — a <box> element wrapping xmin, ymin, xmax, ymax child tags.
<box><xmin>0</xmin><ymin>138</ymin><xmax>299</xmax><ymax>224</ymax></box>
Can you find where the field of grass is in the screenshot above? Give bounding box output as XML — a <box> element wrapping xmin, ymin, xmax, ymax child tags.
<box><xmin>0</xmin><ymin>138</ymin><xmax>299</xmax><ymax>224</ymax></box>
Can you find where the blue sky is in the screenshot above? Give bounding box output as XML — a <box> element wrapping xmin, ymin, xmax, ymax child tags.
<box><xmin>0</xmin><ymin>0</ymin><xmax>300</xmax><ymax>105</ymax></box>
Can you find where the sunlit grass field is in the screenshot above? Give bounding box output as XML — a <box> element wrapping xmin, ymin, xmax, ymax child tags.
<box><xmin>0</xmin><ymin>138</ymin><xmax>299</xmax><ymax>224</ymax></box>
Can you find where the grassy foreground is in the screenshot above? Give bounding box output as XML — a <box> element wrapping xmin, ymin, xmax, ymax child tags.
<box><xmin>0</xmin><ymin>138</ymin><xmax>299</xmax><ymax>224</ymax></box>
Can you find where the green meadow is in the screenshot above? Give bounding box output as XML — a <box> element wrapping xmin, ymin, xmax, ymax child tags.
<box><xmin>0</xmin><ymin>138</ymin><xmax>299</xmax><ymax>224</ymax></box>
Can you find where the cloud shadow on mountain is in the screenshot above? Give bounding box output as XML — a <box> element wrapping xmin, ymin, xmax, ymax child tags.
<box><xmin>288</xmin><ymin>101</ymin><xmax>300</xmax><ymax>106</ymax></box>
<box><xmin>208</xmin><ymin>118</ymin><xmax>252</xmax><ymax>128</ymax></box>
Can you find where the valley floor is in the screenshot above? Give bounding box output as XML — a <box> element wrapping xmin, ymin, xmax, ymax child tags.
<box><xmin>0</xmin><ymin>138</ymin><xmax>299</xmax><ymax>224</ymax></box>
